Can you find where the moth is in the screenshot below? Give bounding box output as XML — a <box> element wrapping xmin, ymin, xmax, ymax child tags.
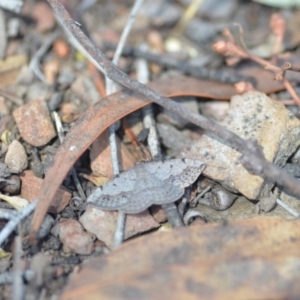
<box><xmin>87</xmin><ymin>158</ymin><xmax>205</xmax><ymax>214</ymax></box>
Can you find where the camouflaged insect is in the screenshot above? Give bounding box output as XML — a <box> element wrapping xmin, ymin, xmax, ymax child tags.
<box><xmin>87</xmin><ymin>158</ymin><xmax>205</xmax><ymax>214</ymax></box>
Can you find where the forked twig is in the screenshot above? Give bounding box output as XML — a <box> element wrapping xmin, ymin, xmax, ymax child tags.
<box><xmin>214</xmin><ymin>17</ymin><xmax>300</xmax><ymax>106</ymax></box>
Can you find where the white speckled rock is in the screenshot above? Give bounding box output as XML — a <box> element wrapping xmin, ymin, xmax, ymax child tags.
<box><xmin>181</xmin><ymin>91</ymin><xmax>300</xmax><ymax>200</ymax></box>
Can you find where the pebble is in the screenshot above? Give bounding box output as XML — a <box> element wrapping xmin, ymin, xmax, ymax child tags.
<box><xmin>90</xmin><ymin>130</ymin><xmax>135</xmax><ymax>178</ymax></box>
<box><xmin>4</xmin><ymin>140</ymin><xmax>28</xmax><ymax>172</ymax></box>
<box><xmin>13</xmin><ymin>99</ymin><xmax>56</xmax><ymax>147</ymax></box>
<box><xmin>43</xmin><ymin>59</ymin><xmax>60</xmax><ymax>84</ymax></box>
<box><xmin>199</xmin><ymin>0</ymin><xmax>237</xmax><ymax>20</ymax></box>
<box><xmin>51</xmin><ymin>219</ymin><xmax>95</xmax><ymax>255</ymax></box>
<box><xmin>20</xmin><ymin>170</ymin><xmax>71</xmax><ymax>213</ymax></box>
<box><xmin>25</xmin><ymin>82</ymin><xmax>50</xmax><ymax>102</ymax></box>
<box><xmin>199</xmin><ymin>101</ymin><xmax>230</xmax><ymax>122</ymax></box>
<box><xmin>32</xmin><ymin>2</ymin><xmax>56</xmax><ymax>33</ymax></box>
<box><xmin>53</xmin><ymin>38</ymin><xmax>70</xmax><ymax>58</ymax></box>
<box><xmin>157</xmin><ymin>123</ymin><xmax>191</xmax><ymax>154</ymax></box>
<box><xmin>0</xmin><ymin>96</ymin><xmax>9</xmax><ymax>115</ymax></box>
<box><xmin>181</xmin><ymin>91</ymin><xmax>300</xmax><ymax>200</ymax></box>
<box><xmin>150</xmin><ymin>205</ymin><xmax>167</xmax><ymax>223</ymax></box>
<box><xmin>0</xmin><ymin>175</ymin><xmax>21</xmax><ymax>195</ymax></box>
<box><xmin>185</xmin><ymin>19</ymin><xmax>221</xmax><ymax>43</ymax></box>
<box><xmin>157</xmin><ymin>97</ymin><xmax>199</xmax><ymax>128</ymax></box>
<box><xmin>48</xmin><ymin>92</ymin><xmax>63</xmax><ymax>112</ymax></box>
<box><xmin>80</xmin><ymin>205</ymin><xmax>160</xmax><ymax>249</ymax></box>
<box><xmin>140</xmin><ymin>0</ymin><xmax>181</xmax><ymax>27</ymax></box>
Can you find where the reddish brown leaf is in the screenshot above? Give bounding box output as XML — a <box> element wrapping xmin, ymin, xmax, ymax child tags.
<box><xmin>60</xmin><ymin>217</ymin><xmax>300</xmax><ymax>300</ymax></box>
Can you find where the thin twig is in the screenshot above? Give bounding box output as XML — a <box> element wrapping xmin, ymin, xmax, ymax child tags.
<box><xmin>0</xmin><ymin>88</ymin><xmax>23</xmax><ymax>106</ymax></box>
<box><xmin>213</xmin><ymin>34</ymin><xmax>300</xmax><ymax>105</ymax></box>
<box><xmin>53</xmin><ymin>112</ymin><xmax>86</xmax><ymax>200</ymax></box>
<box><xmin>102</xmin><ymin>41</ymin><xmax>256</xmax><ymax>85</ymax></box>
<box><xmin>136</xmin><ymin>45</ymin><xmax>183</xmax><ymax>228</ymax></box>
<box><xmin>284</xmin><ymin>62</ymin><xmax>300</xmax><ymax>72</ymax></box>
<box><xmin>55</xmin><ymin>16</ymin><xmax>105</xmax><ymax>74</ymax></box>
<box><xmin>29</xmin><ymin>31</ymin><xmax>60</xmax><ymax>84</ymax></box>
<box><xmin>190</xmin><ymin>185</ymin><xmax>212</xmax><ymax>207</ymax></box>
<box><xmin>0</xmin><ymin>8</ymin><xmax>7</xmax><ymax>59</ymax></box>
<box><xmin>0</xmin><ymin>201</ymin><xmax>36</xmax><ymax>246</ymax></box>
<box><xmin>122</xmin><ymin>119</ymin><xmax>151</xmax><ymax>160</ymax></box>
<box><xmin>46</xmin><ymin>0</ymin><xmax>300</xmax><ymax>208</ymax></box>
<box><xmin>138</xmin><ymin>46</ymin><xmax>161</xmax><ymax>159</ymax></box>
<box><xmin>276</xmin><ymin>198</ymin><xmax>300</xmax><ymax>218</ymax></box>
<box><xmin>112</xmin><ymin>0</ymin><xmax>144</xmax><ymax>67</ymax></box>
<box><xmin>106</xmin><ymin>0</ymin><xmax>145</xmax><ymax>175</ymax></box>
<box><xmin>105</xmin><ymin>0</ymin><xmax>144</xmax><ymax>248</ymax></box>
<box><xmin>0</xmin><ymin>209</ymin><xmax>18</xmax><ymax>220</ymax></box>
<box><xmin>12</xmin><ymin>235</ymin><xmax>23</xmax><ymax>300</ymax></box>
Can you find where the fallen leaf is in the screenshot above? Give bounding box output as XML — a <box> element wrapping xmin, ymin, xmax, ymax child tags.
<box><xmin>60</xmin><ymin>216</ymin><xmax>300</xmax><ymax>300</ymax></box>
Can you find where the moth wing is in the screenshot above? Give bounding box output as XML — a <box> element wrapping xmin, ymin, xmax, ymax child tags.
<box><xmin>86</xmin><ymin>171</ymin><xmax>136</xmax><ymax>209</ymax></box>
<box><xmin>87</xmin><ymin>190</ymin><xmax>130</xmax><ymax>211</ymax></box>
<box><xmin>164</xmin><ymin>159</ymin><xmax>205</xmax><ymax>188</ymax></box>
<box><xmin>119</xmin><ymin>182</ymin><xmax>184</xmax><ymax>214</ymax></box>
<box><xmin>144</xmin><ymin>159</ymin><xmax>205</xmax><ymax>186</ymax></box>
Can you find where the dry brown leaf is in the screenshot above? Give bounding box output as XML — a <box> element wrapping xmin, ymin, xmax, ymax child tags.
<box><xmin>61</xmin><ymin>216</ymin><xmax>300</xmax><ymax>300</ymax></box>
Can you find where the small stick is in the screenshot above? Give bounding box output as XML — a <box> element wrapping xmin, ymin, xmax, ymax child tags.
<box><xmin>137</xmin><ymin>45</ymin><xmax>183</xmax><ymax>228</ymax></box>
<box><xmin>0</xmin><ymin>209</ymin><xmax>18</xmax><ymax>220</ymax></box>
<box><xmin>122</xmin><ymin>119</ymin><xmax>151</xmax><ymax>160</ymax></box>
<box><xmin>102</xmin><ymin>41</ymin><xmax>256</xmax><ymax>85</ymax></box>
<box><xmin>0</xmin><ymin>88</ymin><xmax>23</xmax><ymax>106</ymax></box>
<box><xmin>0</xmin><ymin>201</ymin><xmax>36</xmax><ymax>246</ymax></box>
<box><xmin>107</xmin><ymin>0</ymin><xmax>145</xmax><ymax>248</ymax></box>
<box><xmin>284</xmin><ymin>62</ymin><xmax>300</xmax><ymax>72</ymax></box>
<box><xmin>52</xmin><ymin>112</ymin><xmax>86</xmax><ymax>200</ymax></box>
<box><xmin>190</xmin><ymin>185</ymin><xmax>212</xmax><ymax>207</ymax></box>
<box><xmin>173</xmin><ymin>0</ymin><xmax>203</xmax><ymax>34</ymax></box>
<box><xmin>0</xmin><ymin>8</ymin><xmax>7</xmax><ymax>59</ymax></box>
<box><xmin>29</xmin><ymin>31</ymin><xmax>60</xmax><ymax>84</ymax></box>
<box><xmin>276</xmin><ymin>198</ymin><xmax>300</xmax><ymax>218</ymax></box>
<box><xmin>12</xmin><ymin>235</ymin><xmax>23</xmax><ymax>300</ymax></box>
<box><xmin>113</xmin><ymin>210</ymin><xmax>126</xmax><ymax>248</ymax></box>
<box><xmin>138</xmin><ymin>46</ymin><xmax>161</xmax><ymax>160</ymax></box>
